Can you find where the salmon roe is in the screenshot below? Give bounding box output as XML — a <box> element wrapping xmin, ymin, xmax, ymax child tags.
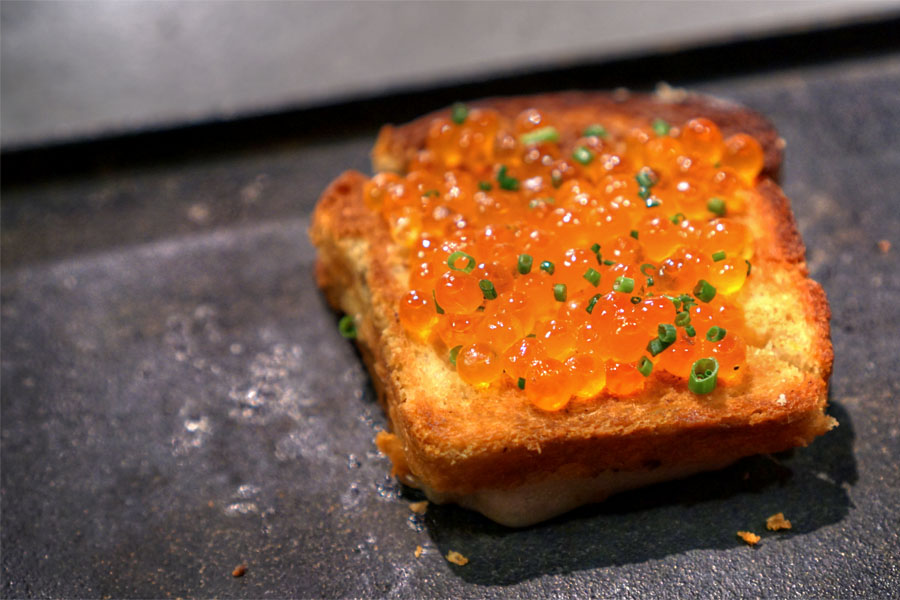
<box><xmin>370</xmin><ymin>105</ymin><xmax>764</xmax><ymax>410</ymax></box>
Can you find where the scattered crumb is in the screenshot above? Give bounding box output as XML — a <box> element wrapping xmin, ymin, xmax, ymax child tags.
<box><xmin>776</xmin><ymin>393</ymin><xmax>787</xmax><ymax>406</ymax></box>
<box><xmin>878</xmin><ymin>240</ymin><xmax>891</xmax><ymax>254</ymax></box>
<box><xmin>414</xmin><ymin>545</ymin><xmax>423</xmax><ymax>558</ymax></box>
<box><xmin>409</xmin><ymin>501</ymin><xmax>428</xmax><ymax>514</ymax></box>
<box><xmin>766</xmin><ymin>512</ymin><xmax>792</xmax><ymax>531</ymax></box>
<box><xmin>654</xmin><ymin>81</ymin><xmax>688</xmax><ymax>103</ymax></box>
<box><xmin>232</xmin><ymin>564</ymin><xmax>247</xmax><ymax>578</ymax></box>
<box><xmin>445</xmin><ymin>550</ymin><xmax>469</xmax><ymax>566</ymax></box>
<box><xmin>737</xmin><ymin>531</ymin><xmax>761</xmax><ymax>546</ymax></box>
<box><xmin>776</xmin><ymin>137</ymin><xmax>787</xmax><ymax>150</ymax></box>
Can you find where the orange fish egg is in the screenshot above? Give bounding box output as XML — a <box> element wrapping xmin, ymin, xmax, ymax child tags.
<box><xmin>456</xmin><ymin>343</ymin><xmax>502</xmax><ymax>387</ymax></box>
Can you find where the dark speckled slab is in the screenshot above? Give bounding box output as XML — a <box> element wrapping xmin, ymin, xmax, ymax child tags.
<box><xmin>2</xmin><ymin>53</ymin><xmax>899</xmax><ymax>598</ymax></box>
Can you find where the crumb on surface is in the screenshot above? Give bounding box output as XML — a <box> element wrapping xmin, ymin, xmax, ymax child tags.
<box><xmin>409</xmin><ymin>501</ymin><xmax>428</xmax><ymax>514</ymax></box>
<box><xmin>445</xmin><ymin>550</ymin><xmax>469</xmax><ymax>566</ymax></box>
<box><xmin>878</xmin><ymin>240</ymin><xmax>891</xmax><ymax>254</ymax></box>
<box><xmin>232</xmin><ymin>564</ymin><xmax>247</xmax><ymax>578</ymax></box>
<box><xmin>776</xmin><ymin>393</ymin><xmax>787</xmax><ymax>406</ymax></box>
<box><xmin>737</xmin><ymin>531</ymin><xmax>761</xmax><ymax>546</ymax></box>
<box><xmin>766</xmin><ymin>512</ymin><xmax>792</xmax><ymax>531</ymax></box>
<box><xmin>415</xmin><ymin>545</ymin><xmax>423</xmax><ymax>558</ymax></box>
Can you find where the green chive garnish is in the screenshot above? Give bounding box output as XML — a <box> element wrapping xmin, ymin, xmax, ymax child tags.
<box><xmin>746</xmin><ymin>260</ymin><xmax>752</xmax><ymax>276</ymax></box>
<box><xmin>670</xmin><ymin>213</ymin><xmax>685</xmax><ymax>225</ymax></box>
<box><xmin>449</xmin><ymin>345</ymin><xmax>462</xmax><ymax>366</ymax></box>
<box><xmin>540</xmin><ymin>261</ymin><xmax>555</xmax><ymax>275</ymax></box>
<box><xmin>583</xmin><ymin>124</ymin><xmax>607</xmax><ymax>138</ymax></box>
<box><xmin>432</xmin><ymin>290</ymin><xmax>445</xmax><ymax>314</ymax></box>
<box><xmin>693</xmin><ymin>279</ymin><xmax>717</xmax><ymax>302</ymax></box>
<box><xmin>520</xmin><ymin>126</ymin><xmax>560</xmax><ymax>145</ymax></box>
<box><xmin>423</xmin><ymin>189</ymin><xmax>440</xmax><ymax>198</ymax></box>
<box><xmin>647</xmin><ymin>338</ymin><xmax>668</xmax><ymax>356</ymax></box>
<box><xmin>630</xmin><ymin>230</ymin><xmax>639</xmax><ymax>240</ymax></box>
<box><xmin>338</xmin><ymin>315</ymin><xmax>357</xmax><ymax>339</ymax></box>
<box><xmin>645</xmin><ymin>198</ymin><xmax>661</xmax><ymax>208</ymax></box>
<box><xmin>712</xmin><ymin>250</ymin><xmax>727</xmax><ymax>262</ymax></box>
<box><xmin>603</xmin><ymin>259</ymin><xmax>616</xmax><ymax>266</ymax></box>
<box><xmin>675</xmin><ymin>311</ymin><xmax>691</xmax><ymax>327</ymax></box>
<box><xmin>638</xmin><ymin>187</ymin><xmax>651</xmax><ymax>200</ymax></box>
<box><xmin>478</xmin><ymin>181</ymin><xmax>493</xmax><ymax>191</ymax></box>
<box><xmin>553</xmin><ymin>283</ymin><xmax>567</xmax><ymax>302</ymax></box>
<box><xmin>479</xmin><ymin>279</ymin><xmax>498</xmax><ymax>300</ymax></box>
<box><xmin>706</xmin><ymin>326</ymin><xmax>727</xmax><ymax>342</ymax></box>
<box><xmin>637</xmin><ymin>356</ymin><xmax>653</xmax><ymax>377</ymax></box>
<box><xmin>707</xmin><ymin>197</ymin><xmax>726</xmax><ymax>216</ymax></box>
<box><xmin>688</xmin><ymin>357</ymin><xmax>719</xmax><ymax>394</ymax></box>
<box><xmin>630</xmin><ymin>296</ymin><xmax>642</xmax><ymax>304</ymax></box>
<box><xmin>613</xmin><ymin>276</ymin><xmax>635</xmax><ymax>293</ymax></box>
<box><xmin>590</xmin><ymin>243</ymin><xmax>601</xmax><ymax>254</ymax></box>
<box><xmin>551</xmin><ymin>172</ymin><xmax>563</xmax><ymax>188</ymax></box>
<box><xmin>685</xmin><ymin>325</ymin><xmax>696</xmax><ymax>337</ymax></box>
<box><xmin>497</xmin><ymin>165</ymin><xmax>519</xmax><ymax>191</ymax></box>
<box><xmin>658</xmin><ymin>323</ymin><xmax>677</xmax><ymax>344</ymax></box>
<box><xmin>517</xmin><ymin>377</ymin><xmax>526</xmax><ymax>390</ymax></box>
<box><xmin>586</xmin><ymin>293</ymin><xmax>603</xmax><ymax>314</ymax></box>
<box><xmin>636</xmin><ymin>170</ymin><xmax>655</xmax><ymax>188</ymax></box>
<box><xmin>652</xmin><ymin>117</ymin><xmax>670</xmax><ymax>136</ymax></box>
<box><xmin>584</xmin><ymin>268</ymin><xmax>601</xmax><ymax>287</ymax></box>
<box><xmin>572</xmin><ymin>146</ymin><xmax>594</xmax><ymax>165</ymax></box>
<box><xmin>451</xmin><ymin>102</ymin><xmax>468</xmax><ymax>125</ymax></box>
<box><xmin>518</xmin><ymin>254</ymin><xmax>533</xmax><ymax>274</ymax></box>
<box><xmin>640</xmin><ymin>263</ymin><xmax>657</xmax><ymax>276</ymax></box>
<box><xmin>447</xmin><ymin>251</ymin><xmax>476</xmax><ymax>274</ymax></box>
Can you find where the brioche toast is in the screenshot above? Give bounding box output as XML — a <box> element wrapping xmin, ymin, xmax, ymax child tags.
<box><xmin>310</xmin><ymin>90</ymin><xmax>834</xmax><ymax>527</ymax></box>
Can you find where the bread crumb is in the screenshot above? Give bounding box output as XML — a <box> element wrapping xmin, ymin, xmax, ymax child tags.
<box><xmin>776</xmin><ymin>393</ymin><xmax>787</xmax><ymax>406</ymax></box>
<box><xmin>409</xmin><ymin>500</ymin><xmax>428</xmax><ymax>514</ymax></box>
<box><xmin>878</xmin><ymin>240</ymin><xmax>891</xmax><ymax>254</ymax></box>
<box><xmin>655</xmin><ymin>81</ymin><xmax>688</xmax><ymax>103</ymax></box>
<box><xmin>766</xmin><ymin>512</ymin><xmax>792</xmax><ymax>531</ymax></box>
<box><xmin>232</xmin><ymin>564</ymin><xmax>247</xmax><ymax>578</ymax></box>
<box><xmin>445</xmin><ymin>550</ymin><xmax>469</xmax><ymax>566</ymax></box>
<box><xmin>414</xmin><ymin>545</ymin><xmax>423</xmax><ymax>558</ymax></box>
<box><xmin>737</xmin><ymin>531</ymin><xmax>760</xmax><ymax>545</ymax></box>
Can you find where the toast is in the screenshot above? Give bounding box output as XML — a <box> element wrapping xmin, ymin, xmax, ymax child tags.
<box><xmin>310</xmin><ymin>90</ymin><xmax>834</xmax><ymax>527</ymax></box>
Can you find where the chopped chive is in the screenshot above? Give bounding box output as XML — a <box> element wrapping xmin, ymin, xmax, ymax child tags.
<box><xmin>479</xmin><ymin>279</ymin><xmax>498</xmax><ymax>300</ymax></box>
<box><xmin>670</xmin><ymin>213</ymin><xmax>685</xmax><ymax>225</ymax></box>
<box><xmin>451</xmin><ymin>102</ymin><xmax>468</xmax><ymax>125</ymax></box>
<box><xmin>685</xmin><ymin>325</ymin><xmax>696</xmax><ymax>337</ymax></box>
<box><xmin>636</xmin><ymin>170</ymin><xmax>656</xmax><ymax>188</ymax></box>
<box><xmin>447</xmin><ymin>251</ymin><xmax>476</xmax><ymax>274</ymax></box>
<box><xmin>338</xmin><ymin>315</ymin><xmax>357</xmax><ymax>339</ymax></box>
<box><xmin>432</xmin><ymin>290</ymin><xmax>445</xmax><ymax>314</ymax></box>
<box><xmin>540</xmin><ymin>260</ymin><xmax>555</xmax><ymax>275</ymax></box>
<box><xmin>478</xmin><ymin>181</ymin><xmax>493</xmax><ymax>191</ymax></box>
<box><xmin>423</xmin><ymin>189</ymin><xmax>440</xmax><ymax>198</ymax></box>
<box><xmin>586</xmin><ymin>293</ymin><xmax>603</xmax><ymax>314</ymax></box>
<box><xmin>645</xmin><ymin>276</ymin><xmax>655</xmax><ymax>287</ymax></box>
<box><xmin>518</xmin><ymin>254</ymin><xmax>533</xmax><ymax>274</ymax></box>
<box><xmin>638</xmin><ymin>187</ymin><xmax>651</xmax><ymax>200</ymax></box>
<box><xmin>553</xmin><ymin>283</ymin><xmax>567</xmax><ymax>302</ymax></box>
<box><xmin>630</xmin><ymin>230</ymin><xmax>639</xmax><ymax>240</ymax></box>
<box><xmin>637</xmin><ymin>356</ymin><xmax>653</xmax><ymax>377</ymax></box>
<box><xmin>449</xmin><ymin>345</ymin><xmax>462</xmax><ymax>366</ymax></box>
<box><xmin>640</xmin><ymin>263</ymin><xmax>657</xmax><ymax>276</ymax></box>
<box><xmin>526</xmin><ymin>333</ymin><xmax>536</xmax><ymax>338</ymax></box>
<box><xmin>658</xmin><ymin>323</ymin><xmax>677</xmax><ymax>344</ymax></box>
<box><xmin>746</xmin><ymin>260</ymin><xmax>753</xmax><ymax>276</ymax></box>
<box><xmin>652</xmin><ymin>117</ymin><xmax>670</xmax><ymax>136</ymax></box>
<box><xmin>679</xmin><ymin>293</ymin><xmax>696</xmax><ymax>310</ymax></box>
<box><xmin>519</xmin><ymin>126</ymin><xmax>560</xmax><ymax>145</ymax></box>
<box><xmin>712</xmin><ymin>250</ymin><xmax>727</xmax><ymax>262</ymax></box>
<box><xmin>603</xmin><ymin>259</ymin><xmax>616</xmax><ymax>266</ymax></box>
<box><xmin>693</xmin><ymin>279</ymin><xmax>717</xmax><ymax>302</ymax></box>
<box><xmin>647</xmin><ymin>338</ymin><xmax>669</xmax><ymax>356</ymax></box>
<box><xmin>551</xmin><ymin>172</ymin><xmax>563</xmax><ymax>188</ymax></box>
<box><xmin>590</xmin><ymin>243</ymin><xmax>601</xmax><ymax>254</ymax></box>
<box><xmin>706</xmin><ymin>326</ymin><xmax>727</xmax><ymax>342</ymax></box>
<box><xmin>630</xmin><ymin>296</ymin><xmax>642</xmax><ymax>304</ymax></box>
<box><xmin>613</xmin><ymin>276</ymin><xmax>635</xmax><ymax>293</ymax></box>
<box><xmin>645</xmin><ymin>198</ymin><xmax>662</xmax><ymax>208</ymax></box>
<box><xmin>517</xmin><ymin>377</ymin><xmax>526</xmax><ymax>390</ymax></box>
<box><xmin>665</xmin><ymin>295</ymin><xmax>682</xmax><ymax>310</ymax></box>
<box><xmin>496</xmin><ymin>165</ymin><xmax>520</xmax><ymax>191</ymax></box>
<box><xmin>572</xmin><ymin>146</ymin><xmax>594</xmax><ymax>165</ymax></box>
<box><xmin>707</xmin><ymin>197</ymin><xmax>726</xmax><ymax>216</ymax></box>
<box><xmin>584</xmin><ymin>268</ymin><xmax>601</xmax><ymax>287</ymax></box>
<box><xmin>675</xmin><ymin>311</ymin><xmax>691</xmax><ymax>327</ymax></box>
<box><xmin>583</xmin><ymin>124</ymin><xmax>608</xmax><ymax>138</ymax></box>
<box><xmin>688</xmin><ymin>357</ymin><xmax>719</xmax><ymax>394</ymax></box>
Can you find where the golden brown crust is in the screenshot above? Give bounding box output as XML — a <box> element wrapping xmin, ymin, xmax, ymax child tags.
<box><xmin>310</xmin><ymin>92</ymin><xmax>833</xmax><ymax>512</ymax></box>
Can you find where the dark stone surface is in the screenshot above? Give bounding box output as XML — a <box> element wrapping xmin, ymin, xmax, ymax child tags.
<box><xmin>2</xmin><ymin>53</ymin><xmax>899</xmax><ymax>598</ymax></box>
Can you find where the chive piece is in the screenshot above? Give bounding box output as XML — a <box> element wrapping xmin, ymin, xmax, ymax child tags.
<box><xmin>451</xmin><ymin>102</ymin><xmax>468</xmax><ymax>125</ymax></box>
<box><xmin>630</xmin><ymin>230</ymin><xmax>639</xmax><ymax>240</ymax></box>
<box><xmin>583</xmin><ymin>124</ymin><xmax>607</xmax><ymax>138</ymax></box>
<box><xmin>526</xmin><ymin>333</ymin><xmax>536</xmax><ymax>338</ymax></box>
<box><xmin>746</xmin><ymin>260</ymin><xmax>752</xmax><ymax>276</ymax></box>
<box><xmin>665</xmin><ymin>295</ymin><xmax>682</xmax><ymax>310</ymax></box>
<box><xmin>584</xmin><ymin>268</ymin><xmax>601</xmax><ymax>287</ymax></box>
<box><xmin>540</xmin><ymin>260</ymin><xmax>555</xmax><ymax>275</ymax></box>
<box><xmin>449</xmin><ymin>345</ymin><xmax>462</xmax><ymax>366</ymax></box>
<box><xmin>693</xmin><ymin>279</ymin><xmax>717</xmax><ymax>302</ymax></box>
<box><xmin>689</xmin><ymin>357</ymin><xmax>719</xmax><ymax>394</ymax></box>
<box><xmin>652</xmin><ymin>117</ymin><xmax>670</xmax><ymax>136</ymax></box>
<box><xmin>447</xmin><ymin>251</ymin><xmax>476</xmax><ymax>274</ymax></box>
<box><xmin>590</xmin><ymin>243</ymin><xmax>601</xmax><ymax>254</ymax></box>
<box><xmin>638</xmin><ymin>187</ymin><xmax>651</xmax><ymax>200</ymax></box>
<box><xmin>572</xmin><ymin>146</ymin><xmax>594</xmax><ymax>165</ymax></box>
<box><xmin>645</xmin><ymin>198</ymin><xmax>661</xmax><ymax>208</ymax></box>
<box><xmin>478</xmin><ymin>181</ymin><xmax>493</xmax><ymax>191</ymax></box>
<box><xmin>520</xmin><ymin>126</ymin><xmax>560</xmax><ymax>145</ymax></box>
<box><xmin>706</xmin><ymin>326</ymin><xmax>727</xmax><ymax>342</ymax></box>
<box><xmin>707</xmin><ymin>197</ymin><xmax>726</xmax><ymax>216</ymax></box>
<box><xmin>685</xmin><ymin>325</ymin><xmax>696</xmax><ymax>337</ymax></box>
<box><xmin>432</xmin><ymin>290</ymin><xmax>445</xmax><ymax>314</ymax></box>
<box><xmin>553</xmin><ymin>283</ymin><xmax>567</xmax><ymax>302</ymax></box>
<box><xmin>613</xmin><ymin>276</ymin><xmax>635</xmax><ymax>293</ymax></box>
<box><xmin>675</xmin><ymin>311</ymin><xmax>691</xmax><ymax>327</ymax></box>
<box><xmin>496</xmin><ymin>165</ymin><xmax>520</xmax><ymax>191</ymax></box>
<box><xmin>338</xmin><ymin>315</ymin><xmax>357</xmax><ymax>339</ymax></box>
<box><xmin>479</xmin><ymin>279</ymin><xmax>498</xmax><ymax>300</ymax></box>
<box><xmin>517</xmin><ymin>377</ymin><xmax>526</xmax><ymax>390</ymax></box>
<box><xmin>637</xmin><ymin>356</ymin><xmax>653</xmax><ymax>377</ymax></box>
<box><xmin>645</xmin><ymin>276</ymin><xmax>655</xmax><ymax>287</ymax></box>
<box><xmin>423</xmin><ymin>189</ymin><xmax>440</xmax><ymax>198</ymax></box>
<box><xmin>712</xmin><ymin>250</ymin><xmax>727</xmax><ymax>262</ymax></box>
<box><xmin>647</xmin><ymin>338</ymin><xmax>668</xmax><ymax>356</ymax></box>
<box><xmin>551</xmin><ymin>172</ymin><xmax>563</xmax><ymax>188</ymax></box>
<box><xmin>586</xmin><ymin>293</ymin><xmax>603</xmax><ymax>314</ymax></box>
<box><xmin>518</xmin><ymin>254</ymin><xmax>533</xmax><ymax>274</ymax></box>
<box><xmin>630</xmin><ymin>296</ymin><xmax>642</xmax><ymax>304</ymax></box>
<box><xmin>640</xmin><ymin>263</ymin><xmax>657</xmax><ymax>276</ymax></box>
<box><xmin>636</xmin><ymin>170</ymin><xmax>655</xmax><ymax>188</ymax></box>
<box><xmin>679</xmin><ymin>294</ymin><xmax>696</xmax><ymax>310</ymax></box>
<box><xmin>603</xmin><ymin>259</ymin><xmax>616</xmax><ymax>266</ymax></box>
<box><xmin>670</xmin><ymin>212</ymin><xmax>685</xmax><ymax>224</ymax></box>
<box><xmin>658</xmin><ymin>323</ymin><xmax>677</xmax><ymax>344</ymax></box>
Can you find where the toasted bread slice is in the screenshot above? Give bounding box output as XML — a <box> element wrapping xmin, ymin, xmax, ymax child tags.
<box><xmin>310</xmin><ymin>90</ymin><xmax>834</xmax><ymax>527</ymax></box>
